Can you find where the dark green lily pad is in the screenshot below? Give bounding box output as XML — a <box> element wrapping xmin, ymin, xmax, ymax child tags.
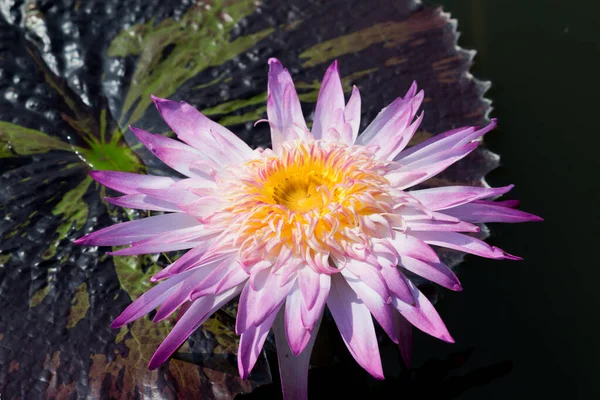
<box><xmin>0</xmin><ymin>0</ymin><xmax>495</xmax><ymax>398</ymax></box>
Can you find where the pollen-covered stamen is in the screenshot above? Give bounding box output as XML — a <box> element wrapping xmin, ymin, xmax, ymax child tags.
<box><xmin>215</xmin><ymin>140</ymin><xmax>398</xmax><ymax>264</ymax></box>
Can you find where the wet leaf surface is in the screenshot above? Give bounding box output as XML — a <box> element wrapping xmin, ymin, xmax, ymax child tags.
<box><xmin>0</xmin><ymin>0</ymin><xmax>495</xmax><ymax>398</ymax></box>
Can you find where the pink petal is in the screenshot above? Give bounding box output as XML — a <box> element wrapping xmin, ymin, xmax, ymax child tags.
<box><xmin>392</xmin><ymin>280</ymin><xmax>453</xmax><ymax>343</ymax></box>
<box><xmin>378</xmin><ymin>262</ymin><xmax>413</xmax><ymax>304</ymax></box>
<box><xmin>237</xmin><ymin>305</ymin><xmax>281</xmax><ymax>379</ymax></box>
<box><xmin>148</xmin><ymin>284</ymin><xmax>243</xmax><ymax>369</ymax></box>
<box><xmin>396</xmin><ymin>119</ymin><xmax>497</xmax><ymax>164</ymax></box>
<box><xmin>177</xmin><ymin>195</ymin><xmax>227</xmax><ymax>217</ymax></box>
<box><xmin>284</xmin><ymin>285</ymin><xmax>312</xmax><ymax>356</ymax></box>
<box><xmin>104</xmin><ymin>193</ymin><xmax>181</xmax><ymax>212</ymax></box>
<box><xmin>357</xmin><ymin>81</ymin><xmax>418</xmax><ymax>146</ymax></box>
<box><xmin>133</xmin><ymin>188</ymin><xmax>198</xmax><ymax>207</ymax></box>
<box><xmin>343</xmin><ymin>85</ymin><xmax>362</xmax><ymax>144</ymax></box>
<box><xmin>152</xmin><ymin>96</ymin><xmax>253</xmax><ymax>165</ymax></box>
<box><xmin>398</xmin><ymin>255</ymin><xmax>462</xmax><ymax>291</ymax></box>
<box><xmin>327</xmin><ymin>273</ymin><xmax>384</xmax><ymax>379</ymax></box>
<box><xmin>363</xmin><ymin>91</ymin><xmax>424</xmax><ymax>161</ymax></box>
<box><xmin>344</xmin><ymin>259</ymin><xmax>391</xmax><ymax>302</ymax></box>
<box><xmin>135</xmin><ymin>185</ymin><xmax>206</xmax><ymax>205</ymax></box>
<box><xmin>273</xmin><ymin>309</ymin><xmax>322</xmax><ymax>400</ymax></box>
<box><xmin>107</xmin><ymin>225</ymin><xmax>218</xmax><ymax>256</ymax></box>
<box><xmin>236</xmin><ymin>271</ymin><xmax>295</xmax><ymax>334</ymax></box>
<box><xmin>409</xmin><ymin>185</ymin><xmax>514</xmax><ymax>211</ymax></box>
<box><xmin>442</xmin><ymin>202</ymin><xmax>543</xmax><ymax>223</ymax></box>
<box><xmin>388</xmin><ymin>232</ymin><xmax>440</xmax><ymax>263</ymax></box>
<box><xmin>410</xmin><ymin>231</ymin><xmax>522</xmax><ymax>260</ymax></box>
<box><xmin>111</xmin><ymin>269</ymin><xmax>197</xmax><ymax>328</ymax></box>
<box><xmin>129</xmin><ymin>126</ymin><xmax>211</xmax><ymax>179</ymax></box>
<box><xmin>267</xmin><ymin>58</ymin><xmax>309</xmax><ymax>152</ymax></box>
<box><xmin>108</xmin><ymin>241</ymin><xmax>202</xmax><ymax>256</ymax></box>
<box><xmin>153</xmin><ymin>261</ymin><xmax>225</xmax><ymax>322</ymax></box>
<box><xmin>480</xmin><ymin>199</ymin><xmax>520</xmax><ymax>208</ymax></box>
<box><xmin>89</xmin><ymin>170</ymin><xmax>179</xmax><ymax>195</ymax></box>
<box><xmin>74</xmin><ymin>213</ymin><xmax>201</xmax><ymax>246</ymax></box>
<box><xmin>386</xmin><ymin>142</ymin><xmax>479</xmax><ymax>190</ymax></box>
<box><xmin>236</xmin><ymin>276</ymin><xmax>265</xmax><ymax>335</ymax></box>
<box><xmin>151</xmin><ymin>242</ymin><xmax>234</xmax><ymax>282</ymax></box>
<box><xmin>341</xmin><ymin>270</ymin><xmax>400</xmax><ymax>344</ymax></box>
<box><xmin>406</xmin><ymin>219</ymin><xmax>480</xmax><ymax>233</ymax></box>
<box><xmin>299</xmin><ymin>273</ymin><xmax>330</xmax><ymax>331</ymax></box>
<box><xmin>190</xmin><ymin>259</ymin><xmax>249</xmax><ymax>298</ymax></box>
<box><xmin>297</xmin><ymin>266</ymin><xmax>320</xmax><ymax>310</ymax></box>
<box><xmin>312</xmin><ymin>61</ymin><xmax>345</xmax><ymax>141</ymax></box>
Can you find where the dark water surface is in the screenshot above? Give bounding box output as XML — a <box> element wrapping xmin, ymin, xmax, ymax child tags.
<box><xmin>412</xmin><ymin>1</ymin><xmax>600</xmax><ymax>399</ymax></box>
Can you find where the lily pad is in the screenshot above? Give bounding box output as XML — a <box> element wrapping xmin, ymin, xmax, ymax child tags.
<box><xmin>0</xmin><ymin>0</ymin><xmax>495</xmax><ymax>398</ymax></box>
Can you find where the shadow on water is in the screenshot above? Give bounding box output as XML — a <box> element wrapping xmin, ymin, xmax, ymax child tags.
<box><xmin>238</xmin><ymin>348</ymin><xmax>512</xmax><ymax>400</ymax></box>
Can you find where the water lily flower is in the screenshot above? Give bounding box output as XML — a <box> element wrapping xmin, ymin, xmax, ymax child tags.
<box><xmin>76</xmin><ymin>59</ymin><xmax>541</xmax><ymax>399</ymax></box>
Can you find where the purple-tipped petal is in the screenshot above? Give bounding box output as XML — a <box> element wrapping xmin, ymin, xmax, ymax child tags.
<box><xmin>129</xmin><ymin>126</ymin><xmax>212</xmax><ymax>179</ymax></box>
<box><xmin>273</xmin><ymin>309</ymin><xmax>322</xmax><ymax>400</ymax></box>
<box><xmin>357</xmin><ymin>81</ymin><xmax>418</xmax><ymax>146</ymax></box>
<box><xmin>111</xmin><ymin>267</ymin><xmax>201</xmax><ymax>328</ymax></box>
<box><xmin>344</xmin><ymin>85</ymin><xmax>362</xmax><ymax>144</ymax></box>
<box><xmin>392</xmin><ymin>280</ymin><xmax>453</xmax><ymax>343</ymax></box>
<box><xmin>90</xmin><ymin>170</ymin><xmax>179</xmax><ymax>195</ymax></box>
<box><xmin>236</xmin><ymin>275</ymin><xmax>265</xmax><ymax>335</ymax></box>
<box><xmin>104</xmin><ymin>194</ymin><xmax>181</xmax><ymax>212</ymax></box>
<box><xmin>341</xmin><ymin>269</ymin><xmax>400</xmax><ymax>344</ymax></box>
<box><xmin>442</xmin><ymin>202</ymin><xmax>543</xmax><ymax>223</ymax></box>
<box><xmin>344</xmin><ymin>259</ymin><xmax>390</xmax><ymax>302</ymax></box>
<box><xmin>378</xmin><ymin>261</ymin><xmax>413</xmax><ymax>304</ymax></box>
<box><xmin>406</xmin><ymin>219</ymin><xmax>480</xmax><ymax>233</ymax></box>
<box><xmin>481</xmin><ymin>199</ymin><xmax>520</xmax><ymax>208</ymax></box>
<box><xmin>284</xmin><ymin>286</ymin><xmax>312</xmax><ymax>356</ymax></box>
<box><xmin>74</xmin><ymin>213</ymin><xmax>201</xmax><ymax>246</ymax></box>
<box><xmin>177</xmin><ymin>195</ymin><xmax>227</xmax><ymax>217</ymax></box>
<box><xmin>267</xmin><ymin>58</ymin><xmax>309</xmax><ymax>152</ymax></box>
<box><xmin>386</xmin><ymin>142</ymin><xmax>479</xmax><ymax>190</ymax></box>
<box><xmin>398</xmin><ymin>255</ymin><xmax>462</xmax><ymax>291</ymax></box>
<box><xmin>299</xmin><ymin>273</ymin><xmax>330</xmax><ymax>331</ymax></box>
<box><xmin>409</xmin><ymin>185</ymin><xmax>514</xmax><ymax>211</ymax></box>
<box><xmin>237</xmin><ymin>270</ymin><xmax>295</xmax><ymax>334</ymax></box>
<box><xmin>312</xmin><ymin>61</ymin><xmax>345</xmax><ymax>141</ymax></box>
<box><xmin>389</xmin><ymin>232</ymin><xmax>440</xmax><ymax>263</ymax></box>
<box><xmin>327</xmin><ymin>273</ymin><xmax>384</xmax><ymax>380</ymax></box>
<box><xmin>108</xmin><ymin>241</ymin><xmax>202</xmax><ymax>256</ymax></box>
<box><xmin>151</xmin><ymin>96</ymin><xmax>253</xmax><ymax>165</ymax></box>
<box><xmin>190</xmin><ymin>258</ymin><xmax>245</xmax><ymax>298</ymax></box>
<box><xmin>411</xmin><ymin>231</ymin><xmax>521</xmax><ymax>260</ymax></box>
<box><xmin>105</xmin><ymin>225</ymin><xmax>216</xmax><ymax>256</ymax></box>
<box><xmin>396</xmin><ymin>119</ymin><xmax>497</xmax><ymax>164</ymax></box>
<box><xmin>151</xmin><ymin>243</ymin><xmax>236</xmax><ymax>282</ymax></box>
<box><xmin>365</xmin><ymin>91</ymin><xmax>424</xmax><ymax>161</ymax></box>
<box><xmin>255</xmin><ymin>272</ymin><xmax>296</xmax><ymax>327</ymax></box>
<box><xmin>153</xmin><ymin>258</ymin><xmax>230</xmax><ymax>322</ymax></box>
<box><xmin>297</xmin><ymin>266</ymin><xmax>320</xmax><ymax>310</ymax></box>
<box><xmin>238</xmin><ymin>305</ymin><xmax>281</xmax><ymax>379</ymax></box>
<box><xmin>149</xmin><ymin>283</ymin><xmax>243</xmax><ymax>369</ymax></box>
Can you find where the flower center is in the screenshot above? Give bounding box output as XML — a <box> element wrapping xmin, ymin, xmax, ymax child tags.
<box><xmin>217</xmin><ymin>141</ymin><xmax>397</xmax><ymax>264</ymax></box>
<box><xmin>254</xmin><ymin>142</ymin><xmax>352</xmax><ymax>214</ymax></box>
<box><xmin>271</xmin><ymin>172</ymin><xmax>332</xmax><ymax>213</ymax></box>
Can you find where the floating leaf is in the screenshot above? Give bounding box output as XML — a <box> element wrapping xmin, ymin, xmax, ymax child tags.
<box><xmin>0</xmin><ymin>0</ymin><xmax>496</xmax><ymax>398</ymax></box>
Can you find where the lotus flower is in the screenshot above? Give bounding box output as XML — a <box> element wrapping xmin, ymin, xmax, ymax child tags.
<box><xmin>76</xmin><ymin>59</ymin><xmax>541</xmax><ymax>399</ymax></box>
